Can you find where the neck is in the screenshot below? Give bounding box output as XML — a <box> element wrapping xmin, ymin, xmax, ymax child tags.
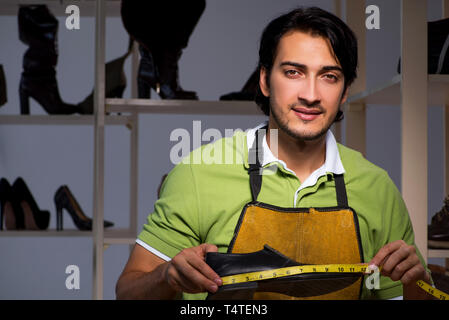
<box><xmin>266</xmin><ymin>120</ymin><xmax>327</xmax><ymax>182</ymax></box>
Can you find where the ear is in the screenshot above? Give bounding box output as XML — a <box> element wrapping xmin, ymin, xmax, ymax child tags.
<box><xmin>340</xmin><ymin>86</ymin><xmax>349</xmax><ymax>105</ymax></box>
<box><xmin>259</xmin><ymin>66</ymin><xmax>270</xmax><ymax>98</ymax></box>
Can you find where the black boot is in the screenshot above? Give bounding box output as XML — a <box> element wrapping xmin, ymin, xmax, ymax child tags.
<box><xmin>121</xmin><ymin>0</ymin><xmax>204</xmax><ymax>100</ymax></box>
<box><xmin>18</xmin><ymin>5</ymin><xmax>79</xmax><ymax>115</ymax></box>
<box><xmin>137</xmin><ymin>44</ymin><xmax>157</xmax><ymax>99</ymax></box>
<box><xmin>77</xmin><ymin>39</ymin><xmax>133</xmax><ymax>114</ymax></box>
<box><xmin>146</xmin><ymin>46</ymin><xmax>198</xmax><ymax>100</ymax></box>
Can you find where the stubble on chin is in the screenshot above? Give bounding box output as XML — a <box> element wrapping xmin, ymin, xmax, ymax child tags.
<box><xmin>270</xmin><ymin>102</ymin><xmax>332</xmax><ymax>142</ymax></box>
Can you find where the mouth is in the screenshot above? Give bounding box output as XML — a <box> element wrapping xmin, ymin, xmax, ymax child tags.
<box><xmin>292</xmin><ymin>107</ymin><xmax>323</xmax><ymax>121</ymax></box>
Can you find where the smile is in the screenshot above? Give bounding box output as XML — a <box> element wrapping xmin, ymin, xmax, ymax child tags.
<box><xmin>292</xmin><ymin>107</ymin><xmax>323</xmax><ymax>121</ymax></box>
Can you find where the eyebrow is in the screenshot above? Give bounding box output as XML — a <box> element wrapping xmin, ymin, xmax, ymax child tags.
<box><xmin>280</xmin><ymin>61</ymin><xmax>343</xmax><ymax>73</ymax></box>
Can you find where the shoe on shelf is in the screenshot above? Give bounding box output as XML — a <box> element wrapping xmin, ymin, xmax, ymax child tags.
<box><xmin>137</xmin><ymin>45</ymin><xmax>198</xmax><ymax>100</ymax></box>
<box><xmin>0</xmin><ymin>178</ymin><xmax>25</xmax><ymax>230</ymax></box>
<box><xmin>219</xmin><ymin>69</ymin><xmax>259</xmax><ymax>101</ymax></box>
<box><xmin>18</xmin><ymin>5</ymin><xmax>79</xmax><ymax>115</ymax></box>
<box><xmin>11</xmin><ymin>177</ymin><xmax>50</xmax><ymax>230</ymax></box>
<box><xmin>54</xmin><ymin>185</ymin><xmax>114</xmax><ymax>231</ymax></box>
<box><xmin>77</xmin><ymin>38</ymin><xmax>134</xmax><ymax>114</ymax></box>
<box><xmin>205</xmin><ymin>244</ymin><xmax>361</xmax><ymax>300</ymax></box>
<box><xmin>428</xmin><ymin>195</ymin><xmax>449</xmax><ymax>249</ymax></box>
<box><xmin>120</xmin><ymin>1</ymin><xmax>203</xmax><ymax>100</ymax></box>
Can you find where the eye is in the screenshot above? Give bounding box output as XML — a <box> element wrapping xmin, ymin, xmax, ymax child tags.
<box><xmin>323</xmin><ymin>74</ymin><xmax>339</xmax><ymax>82</ymax></box>
<box><xmin>284</xmin><ymin>69</ymin><xmax>301</xmax><ymax>78</ymax></box>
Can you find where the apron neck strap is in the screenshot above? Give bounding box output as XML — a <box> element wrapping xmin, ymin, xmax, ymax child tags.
<box><xmin>248</xmin><ymin>126</ymin><xmax>348</xmax><ymax>207</ymax></box>
<box><xmin>248</xmin><ymin>125</ymin><xmax>266</xmax><ymax>201</ymax></box>
<box><xmin>334</xmin><ymin>173</ymin><xmax>348</xmax><ymax>207</ymax></box>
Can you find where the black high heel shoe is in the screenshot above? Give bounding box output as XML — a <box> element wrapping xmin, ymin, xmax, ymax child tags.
<box><xmin>0</xmin><ymin>178</ymin><xmax>25</xmax><ymax>230</ymax></box>
<box><xmin>0</xmin><ymin>64</ymin><xmax>7</xmax><ymax>107</ymax></box>
<box><xmin>77</xmin><ymin>39</ymin><xmax>134</xmax><ymax>114</ymax></box>
<box><xmin>121</xmin><ymin>1</ymin><xmax>203</xmax><ymax>100</ymax></box>
<box><xmin>18</xmin><ymin>5</ymin><xmax>79</xmax><ymax>115</ymax></box>
<box><xmin>137</xmin><ymin>45</ymin><xmax>198</xmax><ymax>100</ymax></box>
<box><xmin>54</xmin><ymin>185</ymin><xmax>114</xmax><ymax>231</ymax></box>
<box><xmin>11</xmin><ymin>177</ymin><xmax>50</xmax><ymax>230</ymax></box>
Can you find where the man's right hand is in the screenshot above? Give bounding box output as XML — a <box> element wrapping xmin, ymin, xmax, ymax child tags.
<box><xmin>164</xmin><ymin>243</ymin><xmax>223</xmax><ymax>294</ymax></box>
<box><xmin>116</xmin><ymin>243</ymin><xmax>222</xmax><ymax>299</ymax></box>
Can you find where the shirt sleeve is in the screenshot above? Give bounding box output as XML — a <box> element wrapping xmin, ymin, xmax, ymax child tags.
<box><xmin>137</xmin><ymin>162</ymin><xmax>201</xmax><ymax>259</ymax></box>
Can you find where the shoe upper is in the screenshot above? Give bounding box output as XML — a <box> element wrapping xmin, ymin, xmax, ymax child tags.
<box><xmin>429</xmin><ymin>196</ymin><xmax>449</xmax><ymax>241</ymax></box>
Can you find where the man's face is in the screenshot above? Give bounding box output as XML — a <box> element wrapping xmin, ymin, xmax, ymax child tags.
<box><xmin>260</xmin><ymin>30</ymin><xmax>348</xmax><ymax>141</ymax></box>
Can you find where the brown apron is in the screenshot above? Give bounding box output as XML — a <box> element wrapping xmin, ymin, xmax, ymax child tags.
<box><xmin>227</xmin><ymin>126</ymin><xmax>364</xmax><ymax>300</ymax></box>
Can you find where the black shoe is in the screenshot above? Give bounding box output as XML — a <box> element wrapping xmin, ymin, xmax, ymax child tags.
<box><xmin>219</xmin><ymin>69</ymin><xmax>259</xmax><ymax>101</ymax></box>
<box><xmin>11</xmin><ymin>177</ymin><xmax>50</xmax><ymax>230</ymax></box>
<box><xmin>428</xmin><ymin>195</ymin><xmax>449</xmax><ymax>248</ymax></box>
<box><xmin>120</xmin><ymin>1</ymin><xmax>203</xmax><ymax>100</ymax></box>
<box><xmin>206</xmin><ymin>245</ymin><xmax>361</xmax><ymax>300</ymax></box>
<box><xmin>18</xmin><ymin>5</ymin><xmax>79</xmax><ymax>115</ymax></box>
<box><xmin>137</xmin><ymin>45</ymin><xmax>198</xmax><ymax>100</ymax></box>
<box><xmin>0</xmin><ymin>178</ymin><xmax>25</xmax><ymax>230</ymax></box>
<box><xmin>77</xmin><ymin>39</ymin><xmax>134</xmax><ymax>114</ymax></box>
<box><xmin>54</xmin><ymin>185</ymin><xmax>114</xmax><ymax>231</ymax></box>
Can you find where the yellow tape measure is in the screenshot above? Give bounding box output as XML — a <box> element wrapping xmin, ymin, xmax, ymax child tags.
<box><xmin>220</xmin><ymin>263</ymin><xmax>449</xmax><ymax>300</ymax></box>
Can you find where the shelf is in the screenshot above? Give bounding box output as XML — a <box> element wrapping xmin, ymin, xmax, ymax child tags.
<box><xmin>0</xmin><ymin>0</ymin><xmax>121</xmax><ymax>16</ymax></box>
<box><xmin>0</xmin><ymin>228</ymin><xmax>136</xmax><ymax>244</ymax></box>
<box><xmin>106</xmin><ymin>98</ymin><xmax>264</xmax><ymax>115</ymax></box>
<box><xmin>0</xmin><ymin>114</ymin><xmax>132</xmax><ymax>126</ymax></box>
<box><xmin>428</xmin><ymin>249</ymin><xmax>449</xmax><ymax>259</ymax></box>
<box><xmin>346</xmin><ymin>74</ymin><xmax>449</xmax><ymax>106</ymax></box>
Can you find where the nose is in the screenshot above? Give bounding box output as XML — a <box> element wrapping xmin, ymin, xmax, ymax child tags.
<box><xmin>298</xmin><ymin>77</ymin><xmax>320</xmax><ymax>107</ymax></box>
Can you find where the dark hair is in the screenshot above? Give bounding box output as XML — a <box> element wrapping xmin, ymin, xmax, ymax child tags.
<box><xmin>254</xmin><ymin>7</ymin><xmax>358</xmax><ymax>122</ymax></box>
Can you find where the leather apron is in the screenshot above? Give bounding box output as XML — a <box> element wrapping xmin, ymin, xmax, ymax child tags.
<box><xmin>227</xmin><ymin>126</ymin><xmax>364</xmax><ymax>300</ymax></box>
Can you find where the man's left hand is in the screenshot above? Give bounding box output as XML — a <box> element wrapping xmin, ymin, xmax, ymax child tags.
<box><xmin>369</xmin><ymin>240</ymin><xmax>433</xmax><ymax>299</ymax></box>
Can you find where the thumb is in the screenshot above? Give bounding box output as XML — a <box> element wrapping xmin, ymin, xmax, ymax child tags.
<box><xmin>200</xmin><ymin>243</ymin><xmax>218</xmax><ymax>253</ymax></box>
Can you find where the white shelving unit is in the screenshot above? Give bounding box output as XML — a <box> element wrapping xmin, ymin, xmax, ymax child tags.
<box><xmin>341</xmin><ymin>0</ymin><xmax>449</xmax><ymax>267</ymax></box>
<box><xmin>0</xmin><ymin>0</ymin><xmax>262</xmax><ymax>299</ymax></box>
<box><xmin>1</xmin><ymin>0</ymin><xmax>448</xmax><ymax>299</ymax></box>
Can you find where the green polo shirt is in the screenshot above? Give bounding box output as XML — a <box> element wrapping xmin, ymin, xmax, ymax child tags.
<box><xmin>137</xmin><ymin>126</ymin><xmax>427</xmax><ymax>300</ymax></box>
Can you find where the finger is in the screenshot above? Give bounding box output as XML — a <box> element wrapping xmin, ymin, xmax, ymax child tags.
<box><xmin>369</xmin><ymin>240</ymin><xmax>404</xmax><ymax>268</ymax></box>
<box><xmin>400</xmin><ymin>264</ymin><xmax>427</xmax><ymax>285</ymax></box>
<box><xmin>199</xmin><ymin>243</ymin><xmax>219</xmax><ymax>255</ymax></box>
<box><xmin>381</xmin><ymin>245</ymin><xmax>413</xmax><ymax>277</ymax></box>
<box><xmin>170</xmin><ymin>246</ymin><xmax>222</xmax><ymax>292</ymax></box>
<box><xmin>190</xmin><ymin>245</ymin><xmax>223</xmax><ymax>286</ymax></box>
<box><xmin>169</xmin><ymin>256</ymin><xmax>219</xmax><ymax>293</ymax></box>
<box><xmin>387</xmin><ymin>246</ymin><xmax>418</xmax><ymax>281</ymax></box>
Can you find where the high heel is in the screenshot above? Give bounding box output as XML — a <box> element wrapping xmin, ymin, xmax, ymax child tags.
<box><xmin>18</xmin><ymin>5</ymin><xmax>79</xmax><ymax>115</ymax></box>
<box><xmin>0</xmin><ymin>178</ymin><xmax>25</xmax><ymax>230</ymax></box>
<box><xmin>54</xmin><ymin>185</ymin><xmax>114</xmax><ymax>231</ymax></box>
<box><xmin>11</xmin><ymin>177</ymin><xmax>50</xmax><ymax>230</ymax></box>
<box><xmin>137</xmin><ymin>45</ymin><xmax>198</xmax><ymax>100</ymax></box>
<box><xmin>137</xmin><ymin>44</ymin><xmax>156</xmax><ymax>99</ymax></box>
<box><xmin>19</xmin><ymin>87</ymin><xmax>30</xmax><ymax>114</ymax></box>
<box><xmin>0</xmin><ymin>64</ymin><xmax>7</xmax><ymax>107</ymax></box>
<box><xmin>77</xmin><ymin>38</ymin><xmax>133</xmax><ymax>114</ymax></box>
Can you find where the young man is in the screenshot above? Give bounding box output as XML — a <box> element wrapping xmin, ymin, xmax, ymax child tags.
<box><xmin>116</xmin><ymin>7</ymin><xmax>432</xmax><ymax>300</ymax></box>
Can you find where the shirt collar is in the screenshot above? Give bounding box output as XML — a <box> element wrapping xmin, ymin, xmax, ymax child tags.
<box><xmin>246</xmin><ymin>121</ymin><xmax>345</xmax><ymax>178</ymax></box>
